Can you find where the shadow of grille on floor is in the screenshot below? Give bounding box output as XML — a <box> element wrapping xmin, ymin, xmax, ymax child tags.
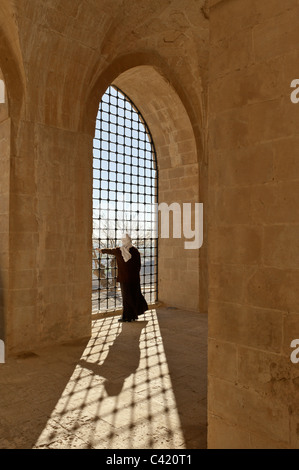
<box><xmin>33</xmin><ymin>309</ymin><xmax>204</xmax><ymax>449</ymax></box>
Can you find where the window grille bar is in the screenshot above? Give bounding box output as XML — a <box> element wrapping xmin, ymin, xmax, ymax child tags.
<box><xmin>92</xmin><ymin>85</ymin><xmax>158</xmax><ymax>313</ymax></box>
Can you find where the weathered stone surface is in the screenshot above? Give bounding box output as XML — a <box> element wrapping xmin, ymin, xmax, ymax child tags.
<box><xmin>209</xmin><ymin>0</ymin><xmax>299</xmax><ymax>449</ymax></box>
<box><xmin>209</xmin><ymin>225</ymin><xmax>262</xmax><ymax>265</ymax></box>
<box><xmin>209</xmin><ymin>301</ymin><xmax>283</xmax><ymax>353</ymax></box>
<box><xmin>208</xmin><ymin>338</ymin><xmax>237</xmax><ymax>382</ymax></box>
<box><xmin>209</xmin><ymin>376</ymin><xmax>289</xmax><ymax>443</ymax></box>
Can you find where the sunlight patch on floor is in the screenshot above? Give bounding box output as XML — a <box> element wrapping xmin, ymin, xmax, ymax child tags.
<box><xmin>34</xmin><ymin>310</ymin><xmax>185</xmax><ymax>449</ymax></box>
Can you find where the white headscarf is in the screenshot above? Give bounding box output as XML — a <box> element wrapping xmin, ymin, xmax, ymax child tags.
<box><xmin>120</xmin><ymin>233</ymin><xmax>133</xmax><ymax>262</ymax></box>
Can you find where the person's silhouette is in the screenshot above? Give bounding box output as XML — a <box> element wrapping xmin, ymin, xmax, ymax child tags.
<box><xmin>100</xmin><ymin>234</ymin><xmax>148</xmax><ymax>322</ymax></box>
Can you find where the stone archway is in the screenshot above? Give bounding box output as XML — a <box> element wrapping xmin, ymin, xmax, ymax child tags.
<box><xmin>113</xmin><ymin>66</ymin><xmax>201</xmax><ymax>311</ymax></box>
<box><xmin>83</xmin><ymin>56</ymin><xmax>207</xmax><ymax>312</ymax></box>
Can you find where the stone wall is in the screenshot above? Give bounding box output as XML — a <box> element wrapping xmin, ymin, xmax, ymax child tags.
<box><xmin>208</xmin><ymin>0</ymin><xmax>299</xmax><ymax>448</ymax></box>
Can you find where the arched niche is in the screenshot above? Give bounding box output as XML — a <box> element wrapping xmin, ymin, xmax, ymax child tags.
<box><xmin>113</xmin><ymin>66</ymin><xmax>201</xmax><ymax>311</ymax></box>
<box><xmin>84</xmin><ymin>58</ymin><xmax>207</xmax><ymax>312</ymax></box>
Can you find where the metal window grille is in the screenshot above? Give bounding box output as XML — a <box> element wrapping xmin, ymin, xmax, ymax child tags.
<box><xmin>92</xmin><ymin>85</ymin><xmax>158</xmax><ymax>313</ymax></box>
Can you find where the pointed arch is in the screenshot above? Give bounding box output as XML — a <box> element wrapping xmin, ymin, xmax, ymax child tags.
<box><xmin>84</xmin><ymin>54</ymin><xmax>208</xmax><ymax>312</ymax></box>
<box><xmin>92</xmin><ymin>85</ymin><xmax>158</xmax><ymax>313</ymax></box>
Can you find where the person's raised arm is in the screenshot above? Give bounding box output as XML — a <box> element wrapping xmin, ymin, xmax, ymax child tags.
<box><xmin>100</xmin><ymin>248</ymin><xmax>118</xmax><ymax>256</ymax></box>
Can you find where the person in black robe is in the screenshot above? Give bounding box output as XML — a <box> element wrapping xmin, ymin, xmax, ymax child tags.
<box><xmin>100</xmin><ymin>234</ymin><xmax>148</xmax><ymax>322</ymax></box>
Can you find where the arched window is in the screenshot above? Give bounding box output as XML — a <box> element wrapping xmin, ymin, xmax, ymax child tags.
<box><xmin>92</xmin><ymin>85</ymin><xmax>158</xmax><ymax>313</ymax></box>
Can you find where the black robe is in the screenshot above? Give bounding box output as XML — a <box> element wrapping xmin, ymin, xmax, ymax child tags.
<box><xmin>101</xmin><ymin>246</ymin><xmax>148</xmax><ymax>320</ymax></box>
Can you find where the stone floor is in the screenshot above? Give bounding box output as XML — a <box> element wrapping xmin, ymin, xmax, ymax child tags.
<box><xmin>0</xmin><ymin>308</ymin><xmax>207</xmax><ymax>449</ymax></box>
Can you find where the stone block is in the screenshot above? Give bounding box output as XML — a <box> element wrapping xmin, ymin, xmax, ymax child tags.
<box><xmin>254</xmin><ymin>0</ymin><xmax>297</xmax><ymax>22</ymax></box>
<box><xmin>39</xmin><ymin>267</ymin><xmax>68</xmax><ymax>286</ymax></box>
<box><xmin>264</xmin><ymin>225</ymin><xmax>299</xmax><ymax>269</ymax></box>
<box><xmin>208</xmin><ymin>376</ymin><xmax>289</xmax><ymax>442</ymax></box>
<box><xmin>273</xmin><ymin>137</ymin><xmax>299</xmax><ymax>182</ymax></box>
<box><xmin>282</xmin><ymin>313</ymin><xmax>299</xmax><ymax>356</ymax></box>
<box><xmin>237</xmin><ymin>346</ymin><xmax>292</xmax><ymax>403</ymax></box>
<box><xmin>10</xmin><ymin>250</ymin><xmax>37</xmax><ymax>271</ymax></box>
<box><xmin>10</xmin><ymin>306</ymin><xmax>37</xmax><ymax>349</ymax></box>
<box><xmin>209</xmin><ymin>225</ymin><xmax>262</xmax><ymax>265</ymax></box>
<box><xmin>9</xmin><ymin>206</ymin><xmax>38</xmax><ymax>234</ymax></box>
<box><xmin>209</xmin><ymin>107</ymin><xmax>249</xmax><ymax>151</ymax></box>
<box><xmin>253</xmin><ymin>7</ymin><xmax>299</xmax><ymax>62</ymax></box>
<box><xmin>11</xmin><ymin>156</ymin><xmax>36</xmax><ymax>196</ymax></box>
<box><xmin>246</xmin><ymin>267</ymin><xmax>299</xmax><ymax>312</ymax></box>
<box><xmin>9</xmin><ymin>288</ymin><xmax>37</xmax><ymax>310</ymax></box>
<box><xmin>250</xmin><ymin>180</ymin><xmax>299</xmax><ymax>224</ymax></box>
<box><xmin>9</xmin><ymin>269</ymin><xmax>36</xmax><ymax>290</ymax></box>
<box><xmin>210</xmin><ymin>29</ymin><xmax>254</xmax><ymax>80</ymax></box>
<box><xmin>10</xmin><ymin>232</ymin><xmax>38</xmax><ymax>251</ymax></box>
<box><xmin>209</xmin><ymin>263</ymin><xmax>253</xmax><ymax>304</ymax></box>
<box><xmin>250</xmin><ymin>432</ymin><xmax>289</xmax><ymax>449</ymax></box>
<box><xmin>282</xmin><ymin>49</ymin><xmax>299</xmax><ymax>91</ymax></box>
<box><xmin>0</xmin><ymin>135</ymin><xmax>10</xmax><ymax>158</ymax></box>
<box><xmin>290</xmin><ymin>411</ymin><xmax>299</xmax><ymax>448</ymax></box>
<box><xmin>0</xmin><ymin>252</ymin><xmax>9</xmax><ymax>271</ymax></box>
<box><xmin>209</xmin><ymin>56</ymin><xmax>285</xmax><ymax>112</ymax></box>
<box><xmin>247</xmin><ymin>98</ymin><xmax>290</xmax><ymax>145</ymax></box>
<box><xmin>210</xmin><ymin>0</ymin><xmax>259</xmax><ymax>43</ymax></box>
<box><xmin>208</xmin><ymin>338</ymin><xmax>237</xmax><ymax>382</ymax></box>
<box><xmin>208</xmin><ymin>413</ymin><xmax>251</xmax><ymax>449</ymax></box>
<box><xmin>0</xmin><ymin>194</ymin><xmax>9</xmax><ymax>216</ymax></box>
<box><xmin>67</xmin><ymin>311</ymin><xmax>91</xmax><ymax>340</ymax></box>
<box><xmin>209</xmin><ymin>300</ymin><xmax>283</xmax><ymax>353</ymax></box>
<box><xmin>213</xmin><ymin>187</ymin><xmax>252</xmax><ymax>225</ymax></box>
<box><xmin>250</xmin><ymin>184</ymin><xmax>276</xmax><ymax>225</ymax></box>
<box><xmin>181</xmin><ymin>150</ymin><xmax>198</xmax><ymax>165</ymax></box>
<box><xmin>212</xmin><ymin>144</ymin><xmax>274</xmax><ymax>188</ymax></box>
